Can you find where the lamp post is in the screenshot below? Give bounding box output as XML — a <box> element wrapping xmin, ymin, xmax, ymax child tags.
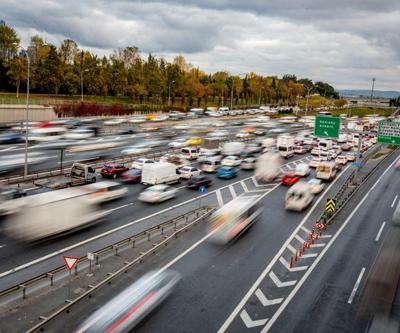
<box><xmin>370</xmin><ymin>78</ymin><xmax>376</xmax><ymax>102</ymax></box>
<box><xmin>168</xmin><ymin>80</ymin><xmax>175</xmax><ymax>106</ymax></box>
<box><xmin>230</xmin><ymin>73</ymin><xmax>246</xmax><ymax>111</ymax></box>
<box><xmin>305</xmin><ymin>86</ymin><xmax>312</xmax><ymax>116</ymax></box>
<box><xmin>81</xmin><ymin>69</ymin><xmax>89</xmax><ymax>102</ymax></box>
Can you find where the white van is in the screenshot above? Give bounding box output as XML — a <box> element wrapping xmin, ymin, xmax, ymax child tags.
<box><xmin>201</xmin><ymin>159</ymin><xmax>221</xmax><ymax>173</ymax></box>
<box><xmin>141</xmin><ymin>162</ymin><xmax>180</xmax><ymax>185</ymax></box>
<box><xmin>316</xmin><ymin>162</ymin><xmax>337</xmax><ymax>181</ymax></box>
<box><xmin>285</xmin><ymin>182</ymin><xmax>314</xmax><ymax>211</ymax></box>
<box><xmin>181</xmin><ymin>147</ymin><xmax>199</xmax><ymax>160</ymax></box>
<box><xmin>318</xmin><ymin>139</ymin><xmax>332</xmax><ymax>151</ymax></box>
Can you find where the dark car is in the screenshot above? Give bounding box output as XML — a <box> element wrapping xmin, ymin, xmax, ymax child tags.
<box><xmin>187</xmin><ymin>175</ymin><xmax>212</xmax><ymax>189</ymax></box>
<box><xmin>100</xmin><ymin>163</ymin><xmax>129</xmax><ymax>179</ymax></box>
<box><xmin>0</xmin><ymin>132</ymin><xmax>23</xmax><ymax>144</ymax></box>
<box><xmin>121</xmin><ymin>168</ymin><xmax>142</xmax><ymax>183</ymax></box>
<box><xmin>116</xmin><ymin>128</ymin><xmax>137</xmax><ymax>135</ymax></box>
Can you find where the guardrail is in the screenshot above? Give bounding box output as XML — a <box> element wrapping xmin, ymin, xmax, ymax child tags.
<box><xmin>0</xmin><ymin>206</ymin><xmax>213</xmax><ymax>302</ymax></box>
<box><xmin>23</xmin><ymin>205</ymin><xmax>215</xmax><ymax>332</ymax></box>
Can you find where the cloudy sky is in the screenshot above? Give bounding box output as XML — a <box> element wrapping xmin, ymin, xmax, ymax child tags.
<box><xmin>1</xmin><ymin>0</ymin><xmax>399</xmax><ymax>90</ymax></box>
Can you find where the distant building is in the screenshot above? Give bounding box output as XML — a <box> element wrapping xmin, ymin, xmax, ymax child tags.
<box><xmin>0</xmin><ymin>20</ymin><xmax>5</xmax><ymax>26</ymax></box>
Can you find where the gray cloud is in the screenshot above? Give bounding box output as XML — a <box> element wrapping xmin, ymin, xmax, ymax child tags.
<box><xmin>0</xmin><ymin>0</ymin><xmax>399</xmax><ymax>90</ymax></box>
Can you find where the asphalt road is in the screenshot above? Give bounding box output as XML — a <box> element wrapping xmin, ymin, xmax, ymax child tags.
<box><xmin>26</xmin><ymin>153</ymin><xmax>356</xmax><ymax>333</ymax></box>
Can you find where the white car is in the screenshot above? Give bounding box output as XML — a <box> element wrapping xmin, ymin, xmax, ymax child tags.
<box><xmin>335</xmin><ymin>155</ymin><xmax>348</xmax><ymax>165</ymax></box>
<box><xmin>307</xmin><ymin>179</ymin><xmax>325</xmax><ymax>194</ymax></box>
<box><xmin>221</xmin><ymin>156</ymin><xmax>242</xmax><ymax>167</ymax></box>
<box><xmin>82</xmin><ymin>181</ymin><xmax>128</xmax><ymax>204</ymax></box>
<box><xmin>309</xmin><ymin>157</ymin><xmax>322</xmax><ymax>168</ymax></box>
<box><xmin>236</xmin><ymin>132</ymin><xmax>251</xmax><ymax>138</ymax></box>
<box><xmin>138</xmin><ymin>185</ymin><xmax>177</xmax><ymax>203</ymax></box>
<box><xmin>65</xmin><ymin>128</ymin><xmax>94</xmax><ymax>140</ymax></box>
<box><xmin>131</xmin><ymin>158</ymin><xmax>155</xmax><ymax>169</ymax></box>
<box><xmin>179</xmin><ymin>166</ymin><xmax>201</xmax><ymax>179</ymax></box>
<box><xmin>168</xmin><ymin>138</ymin><xmax>188</xmax><ymax>148</ymax></box>
<box><xmin>294</xmin><ymin>163</ymin><xmax>310</xmax><ymax>177</ymax></box>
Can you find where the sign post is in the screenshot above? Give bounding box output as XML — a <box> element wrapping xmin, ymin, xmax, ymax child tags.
<box><xmin>87</xmin><ymin>252</ymin><xmax>94</xmax><ymax>276</ymax></box>
<box><xmin>63</xmin><ymin>256</ymin><xmax>79</xmax><ymax>300</ymax></box>
<box><xmin>198</xmin><ymin>186</ymin><xmax>206</xmax><ymax>209</ymax></box>
<box><xmin>378</xmin><ymin>120</ymin><xmax>400</xmax><ymax>145</ymax></box>
<box><xmin>314</xmin><ymin>116</ymin><xmax>340</xmax><ymax>139</ymax></box>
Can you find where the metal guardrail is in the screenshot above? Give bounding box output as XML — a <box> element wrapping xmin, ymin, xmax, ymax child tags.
<box><xmin>24</xmin><ymin>206</ymin><xmax>215</xmax><ymax>333</ymax></box>
<box><xmin>0</xmin><ymin>206</ymin><xmax>213</xmax><ymax>301</ymax></box>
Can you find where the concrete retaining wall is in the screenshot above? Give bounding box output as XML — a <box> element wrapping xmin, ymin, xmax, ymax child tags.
<box><xmin>0</xmin><ymin>105</ymin><xmax>56</xmax><ymax>122</ymax></box>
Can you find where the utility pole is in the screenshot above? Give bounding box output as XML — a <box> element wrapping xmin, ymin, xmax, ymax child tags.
<box><xmin>24</xmin><ymin>51</ymin><xmax>30</xmax><ymax>177</ymax></box>
<box><xmin>370</xmin><ymin>78</ymin><xmax>376</xmax><ymax>102</ymax></box>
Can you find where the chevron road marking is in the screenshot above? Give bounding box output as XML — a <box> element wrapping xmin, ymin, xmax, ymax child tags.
<box><xmin>229</xmin><ymin>185</ymin><xmax>237</xmax><ymax>199</ymax></box>
<box><xmin>279</xmin><ymin>257</ymin><xmax>308</xmax><ymax>272</ymax></box>
<box><xmin>287</xmin><ymin>244</ymin><xmax>297</xmax><ymax>254</ymax></box>
<box><xmin>269</xmin><ymin>271</ymin><xmax>297</xmax><ymax>288</ymax></box>
<box><xmin>240</xmin><ymin>310</ymin><xmax>268</xmax><ymax>328</ymax></box>
<box><xmin>255</xmin><ymin>288</ymin><xmax>284</xmax><ymax>306</ymax></box>
<box><xmin>310</xmin><ymin>243</ymin><xmax>326</xmax><ymax>248</ymax></box>
<box><xmin>251</xmin><ymin>177</ymin><xmax>258</xmax><ymax>187</ymax></box>
<box><xmin>240</xmin><ymin>180</ymin><xmax>249</xmax><ymax>192</ymax></box>
<box><xmin>300</xmin><ymin>226</ymin><xmax>311</xmax><ymax>234</ymax></box>
<box><xmin>320</xmin><ymin>234</ymin><xmax>332</xmax><ymax>238</ymax></box>
<box><xmin>216</xmin><ymin>190</ymin><xmax>224</xmax><ymax>207</ymax></box>
<box><xmin>301</xmin><ymin>253</ymin><xmax>319</xmax><ymax>258</ymax></box>
<box><xmin>294</xmin><ymin>234</ymin><xmax>306</xmax><ymax>244</ymax></box>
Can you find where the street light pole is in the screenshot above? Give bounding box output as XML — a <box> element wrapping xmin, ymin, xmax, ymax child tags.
<box><xmin>24</xmin><ymin>51</ymin><xmax>30</xmax><ymax>177</ymax></box>
<box><xmin>230</xmin><ymin>79</ymin><xmax>234</xmax><ymax>111</ymax></box>
<box><xmin>370</xmin><ymin>78</ymin><xmax>376</xmax><ymax>102</ymax></box>
<box><xmin>305</xmin><ymin>86</ymin><xmax>311</xmax><ymax>116</ymax></box>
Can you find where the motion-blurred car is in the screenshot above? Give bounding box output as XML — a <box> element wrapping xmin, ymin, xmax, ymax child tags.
<box><xmin>335</xmin><ymin>155</ymin><xmax>348</xmax><ymax>165</ymax></box>
<box><xmin>341</xmin><ymin>143</ymin><xmax>352</xmax><ymax>151</ymax></box>
<box><xmin>254</xmin><ymin>129</ymin><xmax>266</xmax><ymax>136</ymax></box>
<box><xmin>121</xmin><ymin>144</ymin><xmax>151</xmax><ymax>155</ymax></box>
<box><xmin>82</xmin><ymin>181</ymin><xmax>128</xmax><ymax>204</ymax></box>
<box><xmin>309</xmin><ymin>157</ymin><xmax>322</xmax><ymax>168</ymax></box>
<box><xmin>240</xmin><ymin>157</ymin><xmax>256</xmax><ymax>170</ymax></box>
<box><xmin>216</xmin><ymin>166</ymin><xmax>238</xmax><ymax>179</ymax></box>
<box><xmin>65</xmin><ymin>128</ymin><xmax>95</xmax><ymax>140</ymax></box>
<box><xmin>221</xmin><ymin>156</ymin><xmax>242</xmax><ymax>167</ymax></box>
<box><xmin>346</xmin><ymin>152</ymin><xmax>357</xmax><ymax>162</ymax></box>
<box><xmin>0</xmin><ymin>132</ymin><xmax>23</xmax><ymax>144</ymax></box>
<box><xmin>187</xmin><ymin>136</ymin><xmax>202</xmax><ymax>145</ymax></box>
<box><xmin>201</xmin><ymin>159</ymin><xmax>221</xmax><ymax>173</ymax></box>
<box><xmin>178</xmin><ymin>166</ymin><xmax>201</xmax><ymax>179</ymax></box>
<box><xmin>100</xmin><ymin>163</ymin><xmax>129</xmax><ymax>179</ymax></box>
<box><xmin>245</xmin><ymin>143</ymin><xmax>263</xmax><ymax>154</ymax></box>
<box><xmin>281</xmin><ymin>171</ymin><xmax>301</xmax><ymax>186</ymax></box>
<box><xmin>131</xmin><ymin>158</ymin><xmax>154</xmax><ymax>170</ymax></box>
<box><xmin>121</xmin><ymin>168</ymin><xmax>142</xmax><ymax>183</ymax></box>
<box><xmin>236</xmin><ymin>131</ymin><xmax>251</xmax><ymax>138</ymax></box>
<box><xmin>138</xmin><ymin>185</ymin><xmax>177</xmax><ymax>203</ymax></box>
<box><xmin>168</xmin><ymin>138</ymin><xmax>188</xmax><ymax>148</ymax></box>
<box><xmin>294</xmin><ymin>145</ymin><xmax>307</xmax><ymax>154</ymax></box>
<box><xmin>285</xmin><ymin>182</ymin><xmax>314</xmax><ymax>211</ymax></box>
<box><xmin>186</xmin><ymin>175</ymin><xmax>212</xmax><ymax>189</ymax></box>
<box><xmin>74</xmin><ymin>270</ymin><xmax>180</xmax><ymax>332</ymax></box>
<box><xmin>0</xmin><ymin>186</ymin><xmax>27</xmax><ymax>216</ymax></box>
<box><xmin>307</xmin><ymin>178</ymin><xmax>325</xmax><ymax>194</ymax></box>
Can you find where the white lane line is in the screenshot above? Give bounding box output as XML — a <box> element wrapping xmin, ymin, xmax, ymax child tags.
<box><xmin>269</xmin><ymin>271</ymin><xmax>297</xmax><ymax>288</ymax></box>
<box><xmin>240</xmin><ymin>310</ymin><xmax>268</xmax><ymax>328</ymax></box>
<box><xmin>347</xmin><ymin>267</ymin><xmax>366</xmax><ymax>304</ymax></box>
<box><xmin>0</xmin><ymin>244</ymin><xmax>6</xmax><ymax>249</ymax></box>
<box><xmin>300</xmin><ymin>226</ymin><xmax>310</xmax><ymax>234</ymax></box>
<box><xmin>95</xmin><ymin>138</ymin><xmax>104</xmax><ymax>142</ymax></box>
<box><xmin>279</xmin><ymin>257</ymin><xmax>308</xmax><ymax>272</ymax></box>
<box><xmin>320</xmin><ymin>234</ymin><xmax>332</xmax><ymax>239</ymax></box>
<box><xmin>218</xmin><ymin>164</ymin><xmax>351</xmax><ymax>333</ymax></box>
<box><xmin>391</xmin><ymin>195</ymin><xmax>398</xmax><ymax>208</ymax></box>
<box><xmin>229</xmin><ymin>185</ymin><xmax>237</xmax><ymax>199</ymax></box>
<box><xmin>216</xmin><ymin>190</ymin><xmax>224</xmax><ymax>207</ymax></box>
<box><xmin>255</xmin><ymin>288</ymin><xmax>283</xmax><ymax>306</ymax></box>
<box><xmin>375</xmin><ymin>221</ymin><xmax>386</xmax><ymax>242</ymax></box>
<box><xmin>103</xmin><ymin>202</ymin><xmax>134</xmax><ymax>215</ymax></box>
<box><xmin>310</xmin><ymin>243</ymin><xmax>326</xmax><ymax>248</ymax></box>
<box><xmin>294</xmin><ymin>234</ymin><xmax>306</xmax><ymax>244</ymax></box>
<box><xmin>251</xmin><ymin>177</ymin><xmax>258</xmax><ymax>188</ymax></box>
<box><xmin>260</xmin><ymin>154</ymin><xmax>399</xmax><ymax>332</ymax></box>
<box><xmin>287</xmin><ymin>244</ymin><xmax>297</xmax><ymax>254</ymax></box>
<box><xmin>247</xmin><ymin>189</ymin><xmax>271</xmax><ymax>193</ymax></box>
<box><xmin>301</xmin><ymin>253</ymin><xmax>318</xmax><ymax>258</ymax></box>
<box><xmin>241</xmin><ymin>180</ymin><xmax>249</xmax><ymax>192</ymax></box>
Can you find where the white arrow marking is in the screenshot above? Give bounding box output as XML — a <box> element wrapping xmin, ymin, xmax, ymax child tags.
<box><xmin>255</xmin><ymin>288</ymin><xmax>283</xmax><ymax>306</ymax></box>
<box><xmin>269</xmin><ymin>271</ymin><xmax>297</xmax><ymax>288</ymax></box>
<box><xmin>240</xmin><ymin>309</ymin><xmax>268</xmax><ymax>328</ymax></box>
<box><xmin>279</xmin><ymin>257</ymin><xmax>308</xmax><ymax>272</ymax></box>
<box><xmin>324</xmin><ymin>131</ymin><xmax>329</xmax><ymax>136</ymax></box>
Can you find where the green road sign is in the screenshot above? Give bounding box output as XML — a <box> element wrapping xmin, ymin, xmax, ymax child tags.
<box><xmin>378</xmin><ymin>120</ymin><xmax>400</xmax><ymax>145</ymax></box>
<box><xmin>314</xmin><ymin>116</ymin><xmax>340</xmax><ymax>138</ymax></box>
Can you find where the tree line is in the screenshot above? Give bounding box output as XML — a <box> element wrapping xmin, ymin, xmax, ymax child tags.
<box><xmin>0</xmin><ymin>22</ymin><xmax>339</xmax><ymax>108</ymax></box>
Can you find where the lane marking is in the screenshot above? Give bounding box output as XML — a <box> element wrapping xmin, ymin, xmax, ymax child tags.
<box><xmin>294</xmin><ymin>234</ymin><xmax>306</xmax><ymax>244</ymax></box>
<box><xmin>229</xmin><ymin>185</ymin><xmax>237</xmax><ymax>199</ymax></box>
<box><xmin>251</xmin><ymin>177</ymin><xmax>258</xmax><ymax>188</ymax></box>
<box><xmin>269</xmin><ymin>271</ymin><xmax>297</xmax><ymax>288</ymax></box>
<box><xmin>240</xmin><ymin>309</ymin><xmax>268</xmax><ymax>328</ymax></box>
<box><xmin>301</xmin><ymin>253</ymin><xmax>318</xmax><ymax>258</ymax></box>
<box><xmin>260</xmin><ymin>152</ymin><xmax>399</xmax><ymax>332</ymax></box>
<box><xmin>241</xmin><ymin>180</ymin><xmax>249</xmax><ymax>192</ymax></box>
<box><xmin>320</xmin><ymin>234</ymin><xmax>332</xmax><ymax>239</ymax></box>
<box><xmin>218</xmin><ymin>164</ymin><xmax>352</xmax><ymax>333</ymax></box>
<box><xmin>0</xmin><ymin>244</ymin><xmax>6</xmax><ymax>249</ymax></box>
<box><xmin>0</xmin><ymin>146</ymin><xmax>17</xmax><ymax>152</ymax></box>
<box><xmin>300</xmin><ymin>226</ymin><xmax>310</xmax><ymax>234</ymax></box>
<box><xmin>287</xmin><ymin>244</ymin><xmax>297</xmax><ymax>254</ymax></box>
<box><xmin>279</xmin><ymin>257</ymin><xmax>308</xmax><ymax>272</ymax></box>
<box><xmin>255</xmin><ymin>288</ymin><xmax>283</xmax><ymax>306</ymax></box>
<box><xmin>375</xmin><ymin>221</ymin><xmax>386</xmax><ymax>242</ymax></box>
<box><xmin>216</xmin><ymin>190</ymin><xmax>224</xmax><ymax>207</ymax></box>
<box><xmin>391</xmin><ymin>195</ymin><xmax>398</xmax><ymax>208</ymax></box>
<box><xmin>103</xmin><ymin>202</ymin><xmax>134</xmax><ymax>215</ymax></box>
<box><xmin>347</xmin><ymin>267</ymin><xmax>366</xmax><ymax>304</ymax></box>
<box><xmin>309</xmin><ymin>243</ymin><xmax>326</xmax><ymax>248</ymax></box>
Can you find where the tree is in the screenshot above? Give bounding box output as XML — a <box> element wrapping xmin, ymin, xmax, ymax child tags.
<box><xmin>60</xmin><ymin>39</ymin><xmax>78</xmax><ymax>64</ymax></box>
<box><xmin>0</xmin><ymin>24</ymin><xmax>20</xmax><ymax>61</ymax></box>
<box><xmin>7</xmin><ymin>55</ymin><xmax>27</xmax><ymax>97</ymax></box>
<box><xmin>282</xmin><ymin>74</ymin><xmax>297</xmax><ymax>83</ymax></box>
<box><xmin>112</xmin><ymin>46</ymin><xmax>139</xmax><ymax>68</ymax></box>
